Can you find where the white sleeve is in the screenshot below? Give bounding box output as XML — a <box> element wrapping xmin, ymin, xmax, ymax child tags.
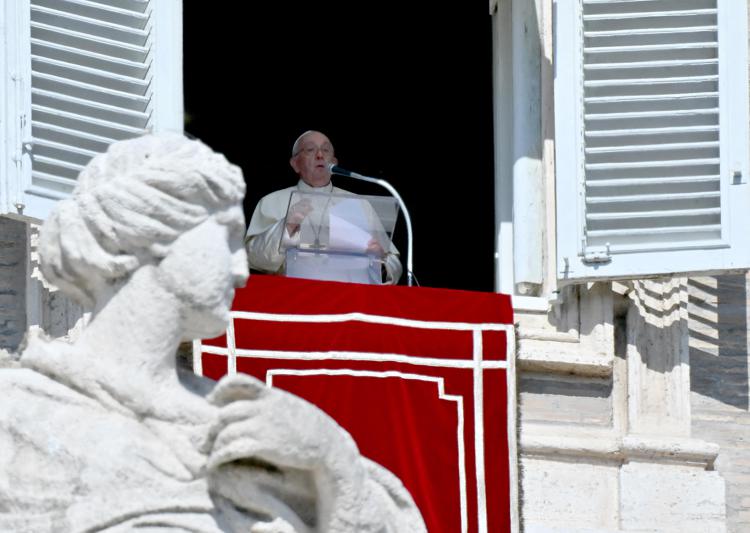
<box><xmin>245</xmin><ymin>220</ymin><xmax>299</xmax><ymax>274</ymax></box>
<box><xmin>383</xmin><ymin>252</ymin><xmax>403</xmax><ymax>285</ymax></box>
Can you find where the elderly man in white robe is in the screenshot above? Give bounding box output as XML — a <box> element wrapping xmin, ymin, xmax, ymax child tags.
<box><xmin>245</xmin><ymin>130</ymin><xmax>403</xmax><ymax>284</ymax></box>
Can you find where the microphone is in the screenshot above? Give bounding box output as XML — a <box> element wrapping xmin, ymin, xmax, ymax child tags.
<box><xmin>326</xmin><ymin>163</ymin><xmax>415</xmax><ymax>287</ymax></box>
<box><xmin>328</xmin><ymin>164</ymin><xmax>353</xmax><ymax>177</ymax></box>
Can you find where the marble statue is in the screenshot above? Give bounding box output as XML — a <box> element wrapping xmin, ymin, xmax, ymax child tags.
<box><xmin>0</xmin><ymin>133</ymin><xmax>426</xmax><ymax>532</ymax></box>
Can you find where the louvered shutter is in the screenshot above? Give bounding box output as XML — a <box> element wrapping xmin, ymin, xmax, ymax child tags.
<box><xmin>2</xmin><ymin>0</ymin><xmax>182</xmax><ymax>222</ymax></box>
<box><xmin>555</xmin><ymin>0</ymin><xmax>750</xmax><ymax>282</ymax></box>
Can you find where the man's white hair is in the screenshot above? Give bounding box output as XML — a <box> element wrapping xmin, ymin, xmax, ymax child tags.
<box><xmin>291</xmin><ymin>130</ymin><xmax>332</xmax><ymax>156</ymax></box>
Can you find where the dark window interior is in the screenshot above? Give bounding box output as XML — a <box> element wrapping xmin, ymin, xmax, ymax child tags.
<box><xmin>184</xmin><ymin>2</ymin><xmax>494</xmax><ymax>291</ymax></box>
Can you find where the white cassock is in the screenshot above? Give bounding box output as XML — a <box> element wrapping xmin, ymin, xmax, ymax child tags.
<box><xmin>245</xmin><ymin>180</ymin><xmax>403</xmax><ymax>284</ymax></box>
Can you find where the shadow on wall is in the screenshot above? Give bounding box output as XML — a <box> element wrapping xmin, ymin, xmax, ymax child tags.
<box><xmin>689</xmin><ymin>275</ymin><xmax>749</xmax><ymax>410</ymax></box>
<box><xmin>627</xmin><ymin>279</ymin><xmax>686</xmax><ymax>374</ymax></box>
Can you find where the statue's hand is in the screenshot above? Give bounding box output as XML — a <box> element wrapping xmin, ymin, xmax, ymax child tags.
<box><xmin>205</xmin><ymin>374</ymin><xmax>360</xmax><ymax>476</ymax></box>
<box><xmin>204</xmin><ymin>374</ymin><xmax>424</xmax><ymax>532</ymax></box>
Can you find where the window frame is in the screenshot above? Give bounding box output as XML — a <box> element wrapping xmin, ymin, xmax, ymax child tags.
<box><xmin>0</xmin><ymin>0</ymin><xmax>183</xmax><ymax>223</ymax></box>
<box><xmin>554</xmin><ymin>0</ymin><xmax>750</xmax><ymax>283</ymax></box>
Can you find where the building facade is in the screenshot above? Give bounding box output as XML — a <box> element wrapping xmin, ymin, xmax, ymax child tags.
<box><xmin>493</xmin><ymin>0</ymin><xmax>750</xmax><ymax>531</ymax></box>
<box><xmin>1</xmin><ymin>0</ymin><xmax>749</xmax><ymax>531</ymax></box>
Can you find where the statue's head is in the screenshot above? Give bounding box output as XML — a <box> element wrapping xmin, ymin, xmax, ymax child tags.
<box><xmin>39</xmin><ymin>133</ymin><xmax>248</xmax><ymax>338</ymax></box>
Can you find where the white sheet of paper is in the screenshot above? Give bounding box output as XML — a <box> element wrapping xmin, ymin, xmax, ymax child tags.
<box><xmin>329</xmin><ymin>199</ymin><xmax>372</xmax><ymax>252</ymax></box>
<box><xmin>329</xmin><ymin>214</ymin><xmax>372</xmax><ymax>252</ymax></box>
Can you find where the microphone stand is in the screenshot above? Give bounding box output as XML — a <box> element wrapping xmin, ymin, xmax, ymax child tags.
<box><xmin>329</xmin><ymin>165</ymin><xmax>414</xmax><ymax>287</ymax></box>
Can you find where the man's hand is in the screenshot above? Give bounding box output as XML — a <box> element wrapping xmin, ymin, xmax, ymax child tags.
<box><xmin>286</xmin><ymin>199</ymin><xmax>313</xmax><ymax>236</ymax></box>
<box><xmin>366</xmin><ymin>238</ymin><xmax>385</xmax><ymax>257</ymax></box>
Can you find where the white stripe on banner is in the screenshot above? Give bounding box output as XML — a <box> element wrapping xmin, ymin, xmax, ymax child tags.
<box><xmin>232</xmin><ymin>310</ymin><xmax>513</xmax><ymax>332</ymax></box>
<box><xmin>200</xmin><ymin>308</ymin><xmax>517</xmax><ymax>532</ymax></box>
<box><xmin>473</xmin><ymin>329</ymin><xmax>488</xmax><ymax>533</ymax></box>
<box><xmin>506</xmin><ymin>327</ymin><xmax>520</xmax><ymax>533</ymax></box>
<box><xmin>200</xmin><ymin>344</ymin><xmax>509</xmax><ymax>370</ymax></box>
<box><xmin>192</xmin><ymin>339</ymin><xmax>203</xmax><ymax>376</ymax></box>
<box><xmin>227</xmin><ymin>318</ymin><xmax>237</xmax><ymax>375</ymax></box>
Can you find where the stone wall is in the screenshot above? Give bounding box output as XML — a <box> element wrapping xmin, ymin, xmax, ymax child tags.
<box><xmin>0</xmin><ymin>217</ymin><xmax>26</xmax><ymax>352</ymax></box>
<box><xmin>0</xmin><ymin>216</ymin><xmax>85</xmax><ymax>353</ymax></box>
<box><xmin>25</xmin><ymin>224</ymin><xmax>85</xmax><ymax>341</ymax></box>
<box><xmin>690</xmin><ymin>275</ymin><xmax>750</xmax><ymax>532</ymax></box>
<box><xmin>517</xmin><ymin>279</ymin><xmax>727</xmax><ymax>532</ymax></box>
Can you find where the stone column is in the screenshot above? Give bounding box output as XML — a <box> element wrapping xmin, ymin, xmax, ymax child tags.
<box><xmin>619</xmin><ymin>278</ymin><xmax>726</xmax><ymax>532</ymax></box>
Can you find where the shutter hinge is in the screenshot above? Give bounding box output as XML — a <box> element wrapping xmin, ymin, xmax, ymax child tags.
<box><xmin>582</xmin><ymin>243</ymin><xmax>612</xmax><ymax>265</ymax></box>
<box><xmin>10</xmin><ymin>73</ymin><xmax>32</xmax><ymax>163</ymax></box>
<box><xmin>11</xmin><ymin>137</ymin><xmax>31</xmax><ymax>163</ymax></box>
<box><xmin>11</xmin><ymin>73</ymin><xmax>22</xmax><ymax>165</ymax></box>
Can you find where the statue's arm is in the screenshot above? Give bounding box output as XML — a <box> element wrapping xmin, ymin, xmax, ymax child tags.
<box><xmin>316</xmin><ymin>455</ymin><xmax>427</xmax><ymax>533</ymax></box>
<box><xmin>205</xmin><ymin>374</ymin><xmax>426</xmax><ymax>532</ymax></box>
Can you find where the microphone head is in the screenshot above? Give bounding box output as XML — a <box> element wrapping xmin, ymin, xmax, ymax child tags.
<box><xmin>328</xmin><ymin>164</ymin><xmax>352</xmax><ymax>177</ymax></box>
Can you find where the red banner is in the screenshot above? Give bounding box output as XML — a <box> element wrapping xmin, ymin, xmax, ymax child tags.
<box><xmin>196</xmin><ymin>275</ymin><xmax>516</xmax><ymax>533</ymax></box>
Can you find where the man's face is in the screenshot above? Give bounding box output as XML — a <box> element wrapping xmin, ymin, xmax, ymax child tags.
<box><xmin>290</xmin><ymin>132</ymin><xmax>338</xmax><ymax>187</ymax></box>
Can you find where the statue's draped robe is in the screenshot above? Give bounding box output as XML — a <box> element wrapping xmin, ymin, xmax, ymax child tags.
<box><xmin>0</xmin><ymin>338</ymin><xmax>425</xmax><ymax>532</ymax></box>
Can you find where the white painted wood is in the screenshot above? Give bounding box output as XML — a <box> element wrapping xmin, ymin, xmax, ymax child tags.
<box><xmin>512</xmin><ymin>0</ymin><xmax>544</xmax><ymax>294</ymax></box>
<box><xmin>1</xmin><ymin>0</ymin><xmax>32</xmax><ymax>218</ymax></box>
<box><xmin>493</xmin><ymin>0</ymin><xmax>515</xmax><ymax>294</ymax></box>
<box><xmin>555</xmin><ymin>0</ymin><xmax>750</xmax><ymax>282</ymax></box>
<box><xmin>541</xmin><ymin>0</ymin><xmax>557</xmax><ymax>297</ymax></box>
<box><xmin>554</xmin><ymin>0</ymin><xmax>587</xmax><ymax>276</ymax></box>
<box><xmin>1</xmin><ymin>0</ymin><xmax>183</xmax><ymax>222</ymax></box>
<box><xmin>1</xmin><ymin>0</ymin><xmax>10</xmax><ymax>215</ymax></box>
<box><xmin>150</xmin><ymin>0</ymin><xmax>183</xmax><ymax>133</ymax></box>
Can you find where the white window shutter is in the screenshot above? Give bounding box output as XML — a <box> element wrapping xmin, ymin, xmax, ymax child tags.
<box><xmin>2</xmin><ymin>0</ymin><xmax>183</xmax><ymax>222</ymax></box>
<box><xmin>555</xmin><ymin>0</ymin><xmax>750</xmax><ymax>282</ymax></box>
